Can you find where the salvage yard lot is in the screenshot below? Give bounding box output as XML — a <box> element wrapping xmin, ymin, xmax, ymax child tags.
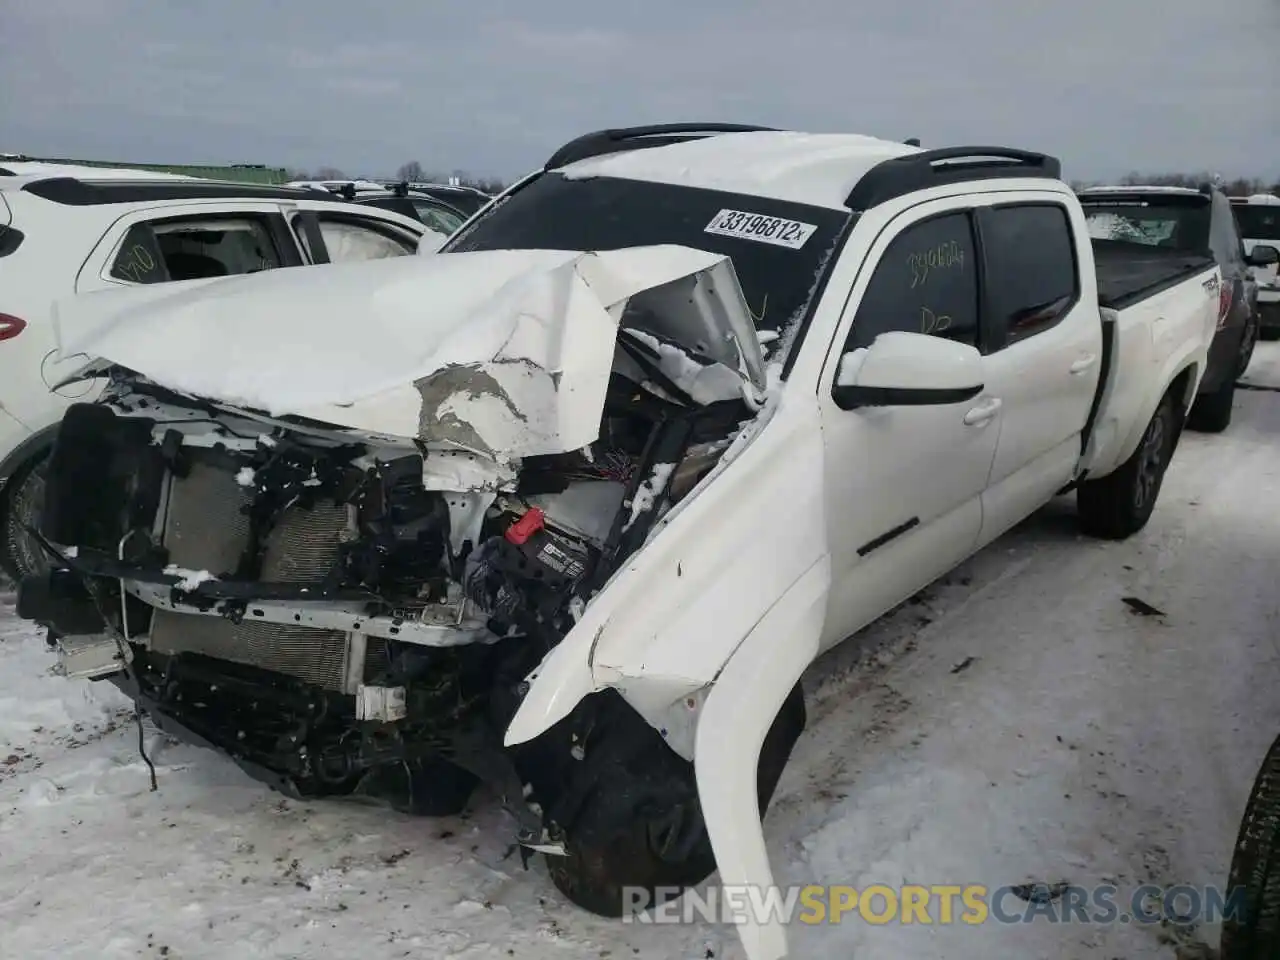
<box><xmin>4</xmin><ymin>347</ymin><xmax>1280</xmax><ymax>960</ymax></box>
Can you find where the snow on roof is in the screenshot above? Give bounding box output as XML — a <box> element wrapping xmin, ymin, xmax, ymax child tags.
<box><xmin>1234</xmin><ymin>193</ymin><xmax>1280</xmax><ymax>206</ymax></box>
<box><xmin>0</xmin><ymin>161</ymin><xmax>198</xmax><ymax>182</ymax></box>
<box><xmin>554</xmin><ymin>131</ymin><xmax>923</xmax><ymax>210</ymax></box>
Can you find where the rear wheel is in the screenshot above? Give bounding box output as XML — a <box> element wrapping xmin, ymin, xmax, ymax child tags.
<box><xmin>1260</xmin><ymin>327</ymin><xmax>1280</xmax><ymax>342</ymax></box>
<box><xmin>1077</xmin><ymin>391</ymin><xmax>1175</xmax><ymax>540</ymax></box>
<box><xmin>0</xmin><ymin>453</ymin><xmax>50</xmax><ymax>583</ymax></box>
<box><xmin>546</xmin><ymin>685</ymin><xmax>806</xmax><ymax>918</ymax></box>
<box><xmin>1220</xmin><ymin>733</ymin><xmax>1280</xmax><ymax>960</ymax></box>
<box><xmin>1186</xmin><ymin>376</ymin><xmax>1236</xmax><ymax>433</ymax></box>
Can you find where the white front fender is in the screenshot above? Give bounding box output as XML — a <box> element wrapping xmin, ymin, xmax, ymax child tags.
<box><xmin>693</xmin><ymin>554</ymin><xmax>827</xmax><ymax>960</ymax></box>
<box><xmin>503</xmin><ymin>624</ymin><xmax>602</xmax><ymax>747</ymax></box>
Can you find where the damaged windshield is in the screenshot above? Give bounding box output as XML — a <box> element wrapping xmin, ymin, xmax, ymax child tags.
<box><xmin>442</xmin><ymin>173</ymin><xmax>851</xmax><ymax>358</ymax></box>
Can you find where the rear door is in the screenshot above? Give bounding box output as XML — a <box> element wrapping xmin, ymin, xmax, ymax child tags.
<box><xmin>75</xmin><ymin>200</ymin><xmax>304</xmax><ymax>293</ymax></box>
<box><xmin>975</xmin><ymin>196</ymin><xmax>1102</xmax><ymax>545</ymax></box>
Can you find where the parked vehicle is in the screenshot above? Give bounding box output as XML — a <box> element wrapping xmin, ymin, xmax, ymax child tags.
<box><xmin>1231</xmin><ymin>194</ymin><xmax>1280</xmax><ymax>340</ymax></box>
<box><xmin>0</xmin><ymin>171</ymin><xmax>434</xmax><ymax>582</ymax></box>
<box><xmin>285</xmin><ymin>178</ymin><xmax>493</xmax><ymax>221</ymax></box>
<box><xmin>19</xmin><ymin>125</ymin><xmax>1221</xmax><ymax>960</ymax></box>
<box><xmin>1220</xmin><ymin>731</ymin><xmax>1280</xmax><ymax>959</ymax></box>
<box><xmin>339</xmin><ymin>183</ymin><xmax>468</xmax><ymax>237</ymax></box>
<box><xmin>397</xmin><ymin>181</ymin><xmax>493</xmax><ymax>217</ymax></box>
<box><xmin>1078</xmin><ymin>184</ymin><xmax>1278</xmax><ymax>432</ymax></box>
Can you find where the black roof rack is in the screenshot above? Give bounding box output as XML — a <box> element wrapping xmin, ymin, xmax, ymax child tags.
<box><xmin>544</xmin><ymin>122</ymin><xmax>780</xmax><ymax>170</ymax></box>
<box><xmin>21</xmin><ymin>177</ymin><xmax>338</xmax><ymax>206</ymax></box>
<box><xmin>844</xmin><ymin>146</ymin><xmax>1061</xmax><ymax>210</ymax></box>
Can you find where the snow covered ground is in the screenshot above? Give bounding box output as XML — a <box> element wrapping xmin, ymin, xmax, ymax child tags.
<box><xmin>4</xmin><ymin>346</ymin><xmax>1280</xmax><ymax>960</ymax></box>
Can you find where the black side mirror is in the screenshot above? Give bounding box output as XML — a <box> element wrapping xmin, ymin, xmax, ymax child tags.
<box><xmin>1246</xmin><ymin>244</ymin><xmax>1279</xmax><ymax>267</ymax></box>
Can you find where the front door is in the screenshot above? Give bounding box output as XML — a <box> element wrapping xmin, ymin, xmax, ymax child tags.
<box><xmin>818</xmin><ymin>203</ymin><xmax>999</xmax><ymax>650</ymax></box>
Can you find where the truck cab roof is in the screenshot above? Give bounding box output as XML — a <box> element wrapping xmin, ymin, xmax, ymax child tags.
<box><xmin>543</xmin><ymin>125</ymin><xmax>1062</xmax><ymax>212</ymax></box>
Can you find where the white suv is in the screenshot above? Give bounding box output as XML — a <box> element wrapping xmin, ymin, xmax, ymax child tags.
<box><xmin>1231</xmin><ymin>194</ymin><xmax>1280</xmax><ymax>339</ymax></box>
<box><xmin>0</xmin><ymin>165</ymin><xmax>432</xmax><ymax>580</ymax></box>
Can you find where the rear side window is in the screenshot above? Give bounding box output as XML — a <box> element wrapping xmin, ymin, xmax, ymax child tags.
<box><xmin>845</xmin><ymin>212</ymin><xmax>979</xmax><ymax>351</ymax></box>
<box><xmin>110</xmin><ymin>217</ymin><xmax>282</xmax><ymax>283</ymax></box>
<box><xmin>316</xmin><ymin>219</ymin><xmax>414</xmax><ymax>261</ymax></box>
<box><xmin>981</xmin><ymin>204</ymin><xmax>1079</xmax><ymax>347</ymax></box>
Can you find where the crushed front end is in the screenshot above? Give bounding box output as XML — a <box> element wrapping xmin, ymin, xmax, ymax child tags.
<box><xmin>18</xmin><ymin>367</ymin><xmax>749</xmax><ymax>843</ymax></box>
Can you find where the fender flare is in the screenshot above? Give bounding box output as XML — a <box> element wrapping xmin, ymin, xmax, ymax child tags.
<box><xmin>1111</xmin><ymin>358</ymin><xmax>1199</xmax><ymax>471</ymax></box>
<box><xmin>693</xmin><ymin>554</ymin><xmax>829</xmax><ymax>960</ymax></box>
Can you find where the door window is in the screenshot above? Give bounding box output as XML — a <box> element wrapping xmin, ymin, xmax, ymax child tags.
<box><xmin>109</xmin><ymin>217</ymin><xmax>281</xmax><ymax>283</ymax></box>
<box><xmin>844</xmin><ymin>212</ymin><xmax>979</xmax><ymax>352</ymax></box>
<box><xmin>316</xmin><ymin>219</ymin><xmax>414</xmax><ymax>261</ymax></box>
<box><xmin>411</xmin><ymin>199</ymin><xmax>464</xmax><ymax>236</ymax></box>
<box><xmin>980</xmin><ymin>204</ymin><xmax>1079</xmax><ymax>348</ymax></box>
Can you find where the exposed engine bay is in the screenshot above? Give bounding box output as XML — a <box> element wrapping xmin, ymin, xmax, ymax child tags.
<box><xmin>21</xmin><ymin>325</ymin><xmax>756</xmax><ymax>850</ymax></box>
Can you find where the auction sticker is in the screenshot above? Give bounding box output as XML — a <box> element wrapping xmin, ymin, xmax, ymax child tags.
<box><xmin>703</xmin><ymin>209</ymin><xmax>818</xmax><ymax>249</ymax></box>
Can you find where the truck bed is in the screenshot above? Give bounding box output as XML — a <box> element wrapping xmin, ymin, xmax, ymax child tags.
<box><xmin>1092</xmin><ymin>238</ymin><xmax>1217</xmax><ymax>310</ymax></box>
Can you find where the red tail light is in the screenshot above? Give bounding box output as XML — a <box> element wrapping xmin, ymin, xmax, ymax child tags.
<box><xmin>1217</xmin><ymin>283</ymin><xmax>1232</xmax><ymax>330</ymax></box>
<box><xmin>0</xmin><ymin>313</ymin><xmax>26</xmax><ymax>342</ymax></box>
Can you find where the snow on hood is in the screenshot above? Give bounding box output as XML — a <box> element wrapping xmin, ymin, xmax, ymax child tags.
<box><xmin>53</xmin><ymin>245</ymin><xmax>767</xmax><ymax>459</ymax></box>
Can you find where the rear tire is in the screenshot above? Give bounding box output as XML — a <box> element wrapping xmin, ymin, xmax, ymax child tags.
<box><xmin>1186</xmin><ymin>377</ymin><xmax>1235</xmax><ymax>434</ymax></box>
<box><xmin>1077</xmin><ymin>391</ymin><xmax>1175</xmax><ymax>541</ymax></box>
<box><xmin>546</xmin><ymin>685</ymin><xmax>806</xmax><ymax>918</ymax></box>
<box><xmin>0</xmin><ymin>453</ymin><xmax>50</xmax><ymax>583</ymax></box>
<box><xmin>1260</xmin><ymin>327</ymin><xmax>1280</xmax><ymax>342</ymax></box>
<box><xmin>1220</xmin><ymin>733</ymin><xmax>1280</xmax><ymax>960</ymax></box>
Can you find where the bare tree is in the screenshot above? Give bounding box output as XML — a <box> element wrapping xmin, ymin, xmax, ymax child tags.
<box><xmin>397</xmin><ymin>160</ymin><xmax>426</xmax><ymax>182</ymax></box>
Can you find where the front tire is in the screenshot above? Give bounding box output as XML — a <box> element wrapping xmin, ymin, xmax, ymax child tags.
<box><xmin>1077</xmin><ymin>391</ymin><xmax>1175</xmax><ymax>540</ymax></box>
<box><xmin>0</xmin><ymin>453</ymin><xmax>50</xmax><ymax>583</ymax></box>
<box><xmin>1220</xmin><ymin>733</ymin><xmax>1280</xmax><ymax>960</ymax></box>
<box><xmin>546</xmin><ymin>685</ymin><xmax>806</xmax><ymax>918</ymax></box>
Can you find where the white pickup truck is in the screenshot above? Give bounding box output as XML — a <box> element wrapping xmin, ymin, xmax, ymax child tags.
<box><xmin>18</xmin><ymin>126</ymin><xmax>1221</xmax><ymax>960</ymax></box>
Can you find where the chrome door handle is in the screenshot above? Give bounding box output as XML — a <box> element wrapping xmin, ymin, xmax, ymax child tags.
<box><xmin>963</xmin><ymin>397</ymin><xmax>1002</xmax><ymax>425</ymax></box>
<box><xmin>1070</xmin><ymin>354</ymin><xmax>1098</xmax><ymax>375</ymax></box>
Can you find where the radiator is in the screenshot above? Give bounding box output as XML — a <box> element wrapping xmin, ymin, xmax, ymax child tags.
<box><xmin>147</xmin><ymin>462</ymin><xmax>356</xmax><ymax>691</ymax></box>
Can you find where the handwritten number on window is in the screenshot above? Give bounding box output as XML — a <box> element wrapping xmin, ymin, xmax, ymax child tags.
<box><xmin>908</xmin><ymin>240</ymin><xmax>965</xmax><ymax>289</ymax></box>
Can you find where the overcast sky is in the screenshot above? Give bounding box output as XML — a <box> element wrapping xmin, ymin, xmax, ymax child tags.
<box><xmin>2</xmin><ymin>0</ymin><xmax>1277</xmax><ymax>183</ymax></box>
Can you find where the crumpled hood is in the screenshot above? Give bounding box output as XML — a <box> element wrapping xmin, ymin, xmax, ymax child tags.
<box><xmin>53</xmin><ymin>245</ymin><xmax>767</xmax><ymax>459</ymax></box>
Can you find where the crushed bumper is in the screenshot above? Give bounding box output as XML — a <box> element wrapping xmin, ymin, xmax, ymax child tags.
<box><xmin>106</xmin><ymin>668</ymin><xmax>313</xmax><ymax>799</ymax></box>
